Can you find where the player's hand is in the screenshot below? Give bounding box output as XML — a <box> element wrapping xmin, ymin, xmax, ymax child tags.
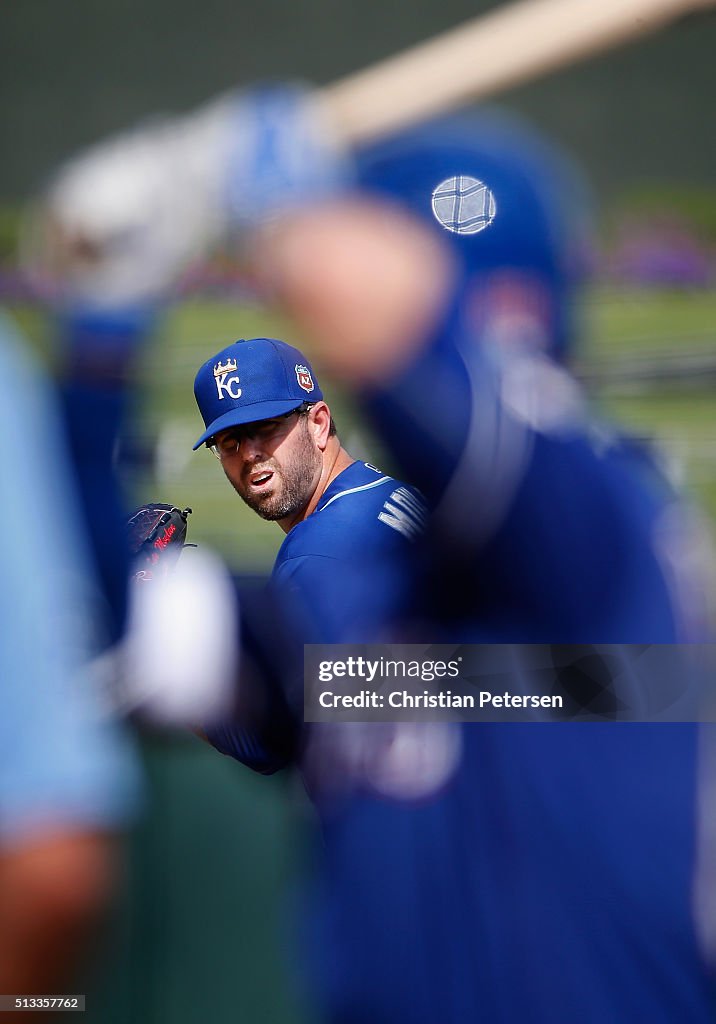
<box><xmin>23</xmin><ymin>84</ymin><xmax>348</xmax><ymax>310</ymax></box>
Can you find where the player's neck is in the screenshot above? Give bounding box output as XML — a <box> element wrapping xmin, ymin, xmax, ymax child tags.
<box><xmin>278</xmin><ymin>441</ymin><xmax>354</xmax><ymax>533</ymax></box>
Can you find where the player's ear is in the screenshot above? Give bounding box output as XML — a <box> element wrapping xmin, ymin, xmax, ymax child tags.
<box><xmin>308</xmin><ymin>402</ymin><xmax>332</xmax><ymax>450</ymax></box>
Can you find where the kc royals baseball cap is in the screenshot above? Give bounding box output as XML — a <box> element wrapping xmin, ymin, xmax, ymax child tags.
<box><xmin>193</xmin><ymin>337</ymin><xmax>323</xmax><ymax>449</ymax></box>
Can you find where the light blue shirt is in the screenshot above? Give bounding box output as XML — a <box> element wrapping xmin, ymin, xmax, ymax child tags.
<box><xmin>0</xmin><ymin>314</ymin><xmax>140</xmax><ymax>842</ymax></box>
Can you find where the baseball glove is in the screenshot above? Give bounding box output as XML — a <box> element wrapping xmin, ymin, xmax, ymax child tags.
<box><xmin>127</xmin><ymin>503</ymin><xmax>192</xmax><ymax>581</ymax></box>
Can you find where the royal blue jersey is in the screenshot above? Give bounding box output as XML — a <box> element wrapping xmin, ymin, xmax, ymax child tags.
<box><xmin>272</xmin><ymin>460</ymin><xmax>425</xmax><ymax>642</ymax></box>
<box><xmin>364</xmin><ymin>324</ymin><xmax>704</xmax><ymax>643</ymax></box>
<box><xmin>204</xmin><ymin>461</ymin><xmax>425</xmax><ymax>772</ymax></box>
<box><xmin>295</xmin><ymin>324</ymin><xmax>716</xmax><ymax>1023</ymax></box>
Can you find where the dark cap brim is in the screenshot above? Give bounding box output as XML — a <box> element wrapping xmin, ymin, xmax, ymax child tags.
<box><xmin>192</xmin><ymin>399</ymin><xmax>306</xmax><ymax>450</ymax></box>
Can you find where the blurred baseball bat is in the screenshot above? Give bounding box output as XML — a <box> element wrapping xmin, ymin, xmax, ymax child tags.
<box><xmin>322</xmin><ymin>0</ymin><xmax>715</xmax><ymax>144</ymax></box>
<box><xmin>30</xmin><ymin>0</ymin><xmax>713</xmax><ymax>296</ymax></box>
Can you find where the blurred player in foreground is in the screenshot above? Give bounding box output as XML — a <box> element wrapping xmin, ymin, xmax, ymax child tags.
<box><xmin>250</xmin><ymin>113</ymin><xmax>716</xmax><ymax>1023</ymax></box>
<box><xmin>0</xmin><ymin>313</ymin><xmax>140</xmax><ymax>1012</ymax></box>
<box><xmin>29</xmin><ymin>91</ymin><xmax>716</xmax><ymax>1022</ymax></box>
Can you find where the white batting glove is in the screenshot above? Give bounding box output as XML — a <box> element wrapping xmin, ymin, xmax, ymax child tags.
<box><xmin>23</xmin><ymin>84</ymin><xmax>348</xmax><ymax>310</ymax></box>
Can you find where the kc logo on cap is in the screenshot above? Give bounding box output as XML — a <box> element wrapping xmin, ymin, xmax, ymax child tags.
<box><xmin>193</xmin><ymin>337</ymin><xmax>325</xmax><ymax>451</ymax></box>
<box><xmin>214</xmin><ymin>357</ymin><xmax>242</xmax><ymax>400</ymax></box>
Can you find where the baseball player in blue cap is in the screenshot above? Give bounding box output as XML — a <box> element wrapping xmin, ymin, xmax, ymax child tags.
<box><xmin>192</xmin><ymin>335</ymin><xmax>426</xmax><ymax>771</ymax></box>
<box><xmin>192</xmin><ymin>336</ymin><xmax>341</xmax><ymax>529</ymax></box>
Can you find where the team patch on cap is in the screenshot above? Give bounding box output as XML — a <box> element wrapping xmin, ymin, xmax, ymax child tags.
<box><xmin>431</xmin><ymin>176</ymin><xmax>497</xmax><ymax>236</ymax></box>
<box><xmin>295</xmin><ymin>364</ymin><xmax>314</xmax><ymax>392</ymax></box>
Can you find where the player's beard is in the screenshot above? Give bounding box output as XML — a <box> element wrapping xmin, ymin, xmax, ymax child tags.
<box><xmin>233</xmin><ymin>419</ymin><xmax>321</xmax><ymax>522</ymax></box>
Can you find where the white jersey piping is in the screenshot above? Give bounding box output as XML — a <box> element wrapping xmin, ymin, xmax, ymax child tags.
<box><xmin>317</xmin><ymin>475</ymin><xmax>393</xmax><ymax>513</ymax></box>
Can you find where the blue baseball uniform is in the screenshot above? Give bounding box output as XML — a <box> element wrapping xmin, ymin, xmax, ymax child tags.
<box><xmin>287</xmin><ymin>116</ymin><xmax>716</xmax><ymax>1023</ymax></box>
<box><xmin>272</xmin><ymin>460</ymin><xmax>425</xmax><ymax>642</ymax></box>
<box><xmin>204</xmin><ymin>460</ymin><xmax>426</xmax><ymax>771</ymax></box>
<box><xmin>298</xmin><ymin>326</ymin><xmax>716</xmax><ymax>1024</ymax></box>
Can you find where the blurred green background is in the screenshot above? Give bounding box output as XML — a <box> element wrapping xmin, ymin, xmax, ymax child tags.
<box><xmin>2</xmin><ymin>0</ymin><xmax>715</xmax><ymax>1020</ymax></box>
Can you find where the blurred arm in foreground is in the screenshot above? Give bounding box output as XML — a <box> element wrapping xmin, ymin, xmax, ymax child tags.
<box><xmin>256</xmin><ymin>113</ymin><xmax>714</xmax><ymax>642</ymax></box>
